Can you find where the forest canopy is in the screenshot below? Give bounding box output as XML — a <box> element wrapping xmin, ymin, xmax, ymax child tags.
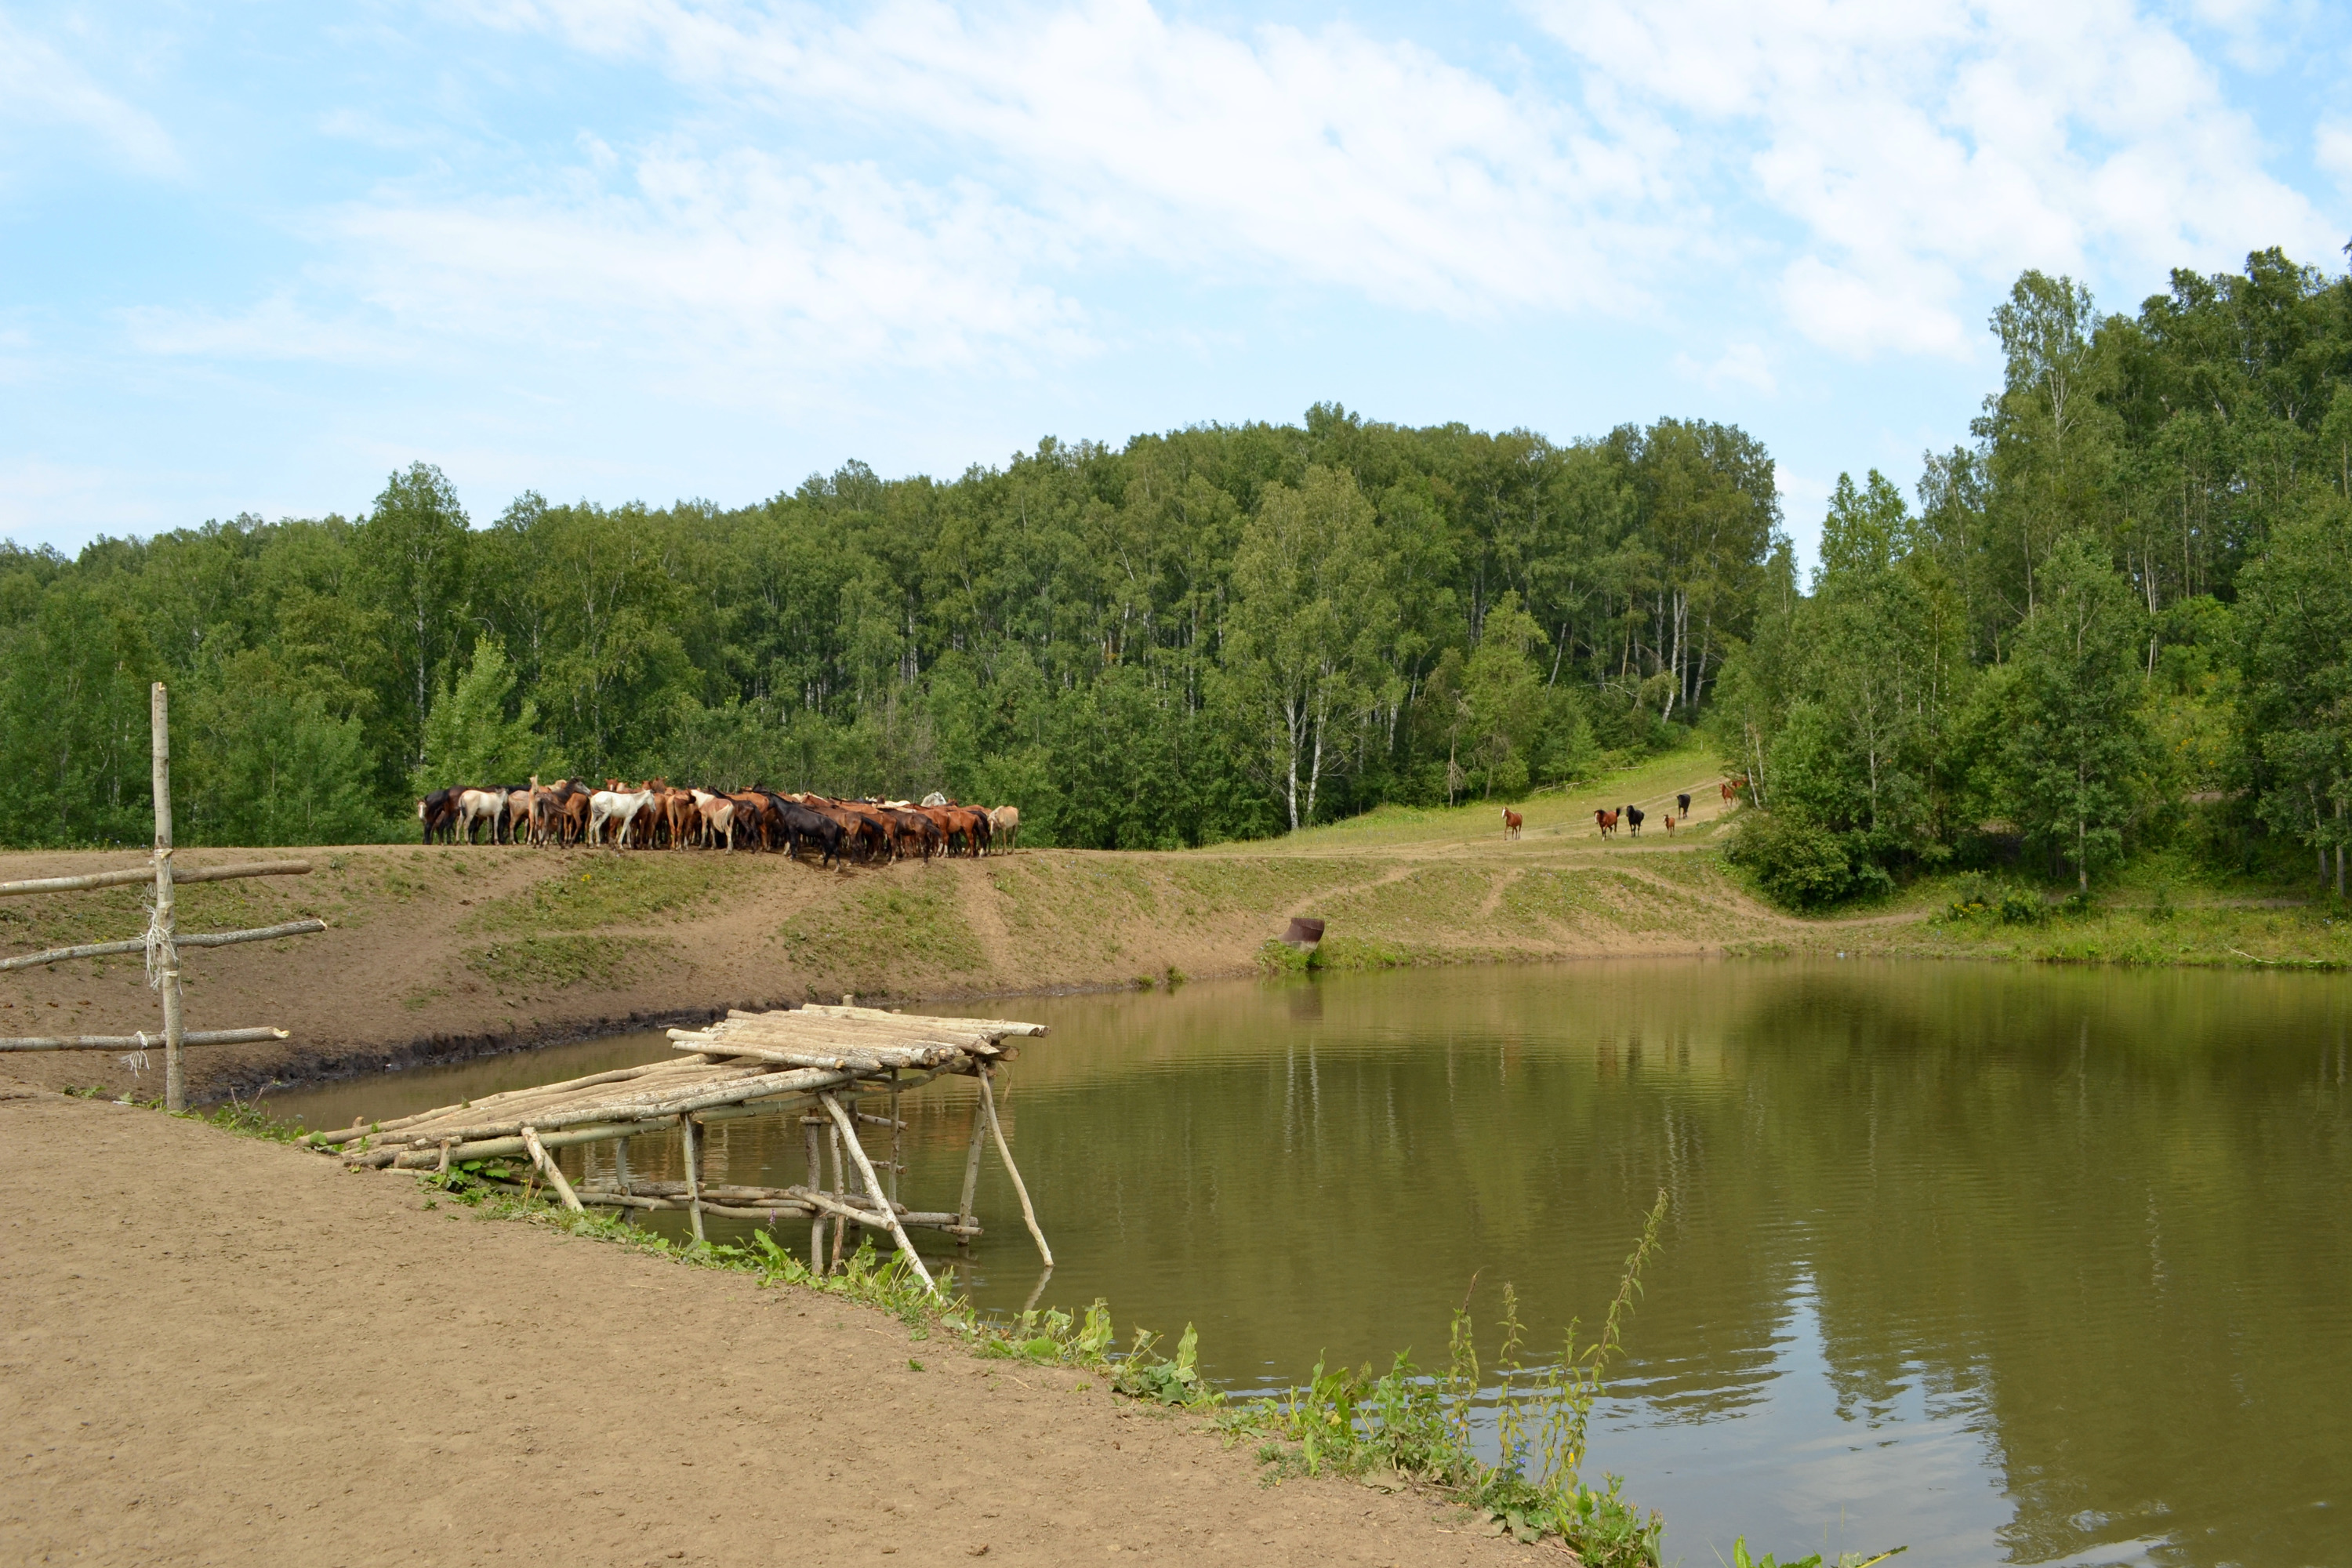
<box><xmin>1717</xmin><ymin>247</ymin><xmax>2352</xmax><ymax>902</ymax></box>
<box><xmin>0</xmin><ymin>405</ymin><xmax>1776</xmax><ymax>849</ymax></box>
<box><xmin>8</xmin><ymin>245</ymin><xmax>2349</xmax><ymax>898</ymax></box>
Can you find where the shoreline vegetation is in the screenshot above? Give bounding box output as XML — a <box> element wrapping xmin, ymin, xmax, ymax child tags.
<box><xmin>7</xmin><ymin>742</ymin><xmax>2350</xmax><ymax>1104</ymax></box>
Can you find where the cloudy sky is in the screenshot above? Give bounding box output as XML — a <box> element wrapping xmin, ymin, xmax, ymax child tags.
<box><xmin>3</xmin><ymin>0</ymin><xmax>2345</xmax><ymax>564</ymax></box>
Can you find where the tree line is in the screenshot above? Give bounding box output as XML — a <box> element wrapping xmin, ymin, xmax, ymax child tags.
<box><xmin>1720</xmin><ymin>247</ymin><xmax>2352</xmax><ymax>904</ymax></box>
<box><xmin>0</xmin><ymin>407</ymin><xmax>1779</xmax><ymax>849</ymax></box>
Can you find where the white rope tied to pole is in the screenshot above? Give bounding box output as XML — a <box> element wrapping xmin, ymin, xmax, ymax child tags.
<box><xmin>121</xmin><ymin>1032</ymin><xmax>151</xmax><ymax>1077</ymax></box>
<box><xmin>140</xmin><ymin>890</ymin><xmax>168</xmax><ymax>991</ymax></box>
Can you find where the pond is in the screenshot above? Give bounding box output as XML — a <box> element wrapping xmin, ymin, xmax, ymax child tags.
<box><xmin>267</xmin><ymin>960</ymin><xmax>2352</xmax><ymax>1568</ymax></box>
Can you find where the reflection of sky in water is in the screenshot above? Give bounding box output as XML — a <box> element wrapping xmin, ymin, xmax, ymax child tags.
<box><xmin>1603</xmin><ymin>1278</ymin><xmax>2014</xmax><ymax>1566</ymax></box>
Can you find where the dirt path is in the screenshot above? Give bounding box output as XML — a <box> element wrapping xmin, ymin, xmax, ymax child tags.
<box><xmin>0</xmin><ymin>771</ymin><xmax>1873</xmax><ymax>1103</ymax></box>
<box><xmin>0</xmin><ymin>1086</ymin><xmax>1519</xmax><ymax>1568</ymax></box>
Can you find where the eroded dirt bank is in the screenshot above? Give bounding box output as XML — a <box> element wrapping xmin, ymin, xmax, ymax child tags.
<box><xmin>0</xmin><ymin>780</ymin><xmax>1780</xmax><ymax>1102</ymax></box>
<box><xmin>0</xmin><ymin>1084</ymin><xmax>1528</xmax><ymax>1567</ymax></box>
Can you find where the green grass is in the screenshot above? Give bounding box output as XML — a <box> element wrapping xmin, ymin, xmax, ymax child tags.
<box><xmin>1243</xmin><ymin>743</ymin><xmax>1724</xmax><ymax>855</ymax></box>
<box><xmin>470</xmin><ymin>856</ymin><xmax>746</xmax><ymax>933</ymax></box>
<box><xmin>781</xmin><ymin>879</ymin><xmax>984</xmax><ymax>979</ymax></box>
<box><xmin>1163</xmin><ymin>856</ymin><xmax>1377</xmax><ymax>915</ymax></box>
<box><xmin>1319</xmin><ymin>866</ymin><xmax>1502</xmax><ymax>943</ymax></box>
<box><xmin>466</xmin><ymin>934</ymin><xmax>673</xmax><ymax>989</ymax></box>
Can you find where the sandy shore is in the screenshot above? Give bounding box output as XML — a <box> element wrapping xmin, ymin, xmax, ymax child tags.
<box><xmin>0</xmin><ymin>1083</ymin><xmax>1533</xmax><ymax>1566</ymax></box>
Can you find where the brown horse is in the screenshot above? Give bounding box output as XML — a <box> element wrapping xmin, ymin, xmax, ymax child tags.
<box><xmin>1594</xmin><ymin>808</ymin><xmax>1618</xmax><ymax>838</ymax></box>
<box><xmin>1502</xmin><ymin>808</ymin><xmax>1523</xmax><ymax>839</ymax></box>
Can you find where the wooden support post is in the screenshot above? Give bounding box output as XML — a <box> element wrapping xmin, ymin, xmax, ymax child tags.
<box><xmin>680</xmin><ymin>1113</ymin><xmax>706</xmax><ymax>1245</ymax></box>
<box><xmin>521</xmin><ymin>1125</ymin><xmax>583</xmax><ymax>1213</ymax></box>
<box><xmin>818</xmin><ymin>1091</ymin><xmax>936</xmax><ymax>1294</ymax></box>
<box><xmin>827</xmin><ymin>1120</ymin><xmax>848</xmax><ymax>1272</ymax></box>
<box><xmin>955</xmin><ymin>1093</ymin><xmax>987</xmax><ymax>1248</ymax></box>
<box><xmin>978</xmin><ymin>1065</ymin><xmax>1051</xmax><ymax>1268</ymax></box>
<box><xmin>613</xmin><ymin>1137</ymin><xmax>633</xmax><ymax>1222</ymax></box>
<box><xmin>151</xmin><ymin>683</ymin><xmax>187</xmax><ymax>1113</ymax></box>
<box><xmin>887</xmin><ymin>1069</ymin><xmax>902</xmax><ymax>1207</ymax></box>
<box><xmin>803</xmin><ymin>1113</ymin><xmax>826</xmax><ymax>1272</ymax></box>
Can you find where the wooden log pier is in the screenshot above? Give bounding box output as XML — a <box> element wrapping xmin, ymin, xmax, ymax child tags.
<box><xmin>321</xmin><ymin>1004</ymin><xmax>1051</xmax><ymax>1291</ymax></box>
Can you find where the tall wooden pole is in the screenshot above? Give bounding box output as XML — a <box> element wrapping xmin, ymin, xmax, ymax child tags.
<box><xmin>151</xmin><ymin>683</ymin><xmax>187</xmax><ymax>1113</ymax></box>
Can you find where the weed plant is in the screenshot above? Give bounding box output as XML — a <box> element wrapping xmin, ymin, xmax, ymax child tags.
<box><xmin>1218</xmin><ymin>1193</ymin><xmax>1671</xmax><ymax>1563</ymax></box>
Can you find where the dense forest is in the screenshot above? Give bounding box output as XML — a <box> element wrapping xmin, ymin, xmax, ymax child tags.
<box><xmin>1719</xmin><ymin>247</ymin><xmax>2352</xmax><ymax>904</ymax></box>
<box><xmin>5</xmin><ymin>247</ymin><xmax>2349</xmax><ymax>898</ymax></box>
<box><xmin>0</xmin><ymin>407</ymin><xmax>1777</xmax><ymax>850</ymax></box>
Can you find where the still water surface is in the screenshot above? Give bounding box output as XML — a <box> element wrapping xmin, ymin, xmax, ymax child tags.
<box><xmin>271</xmin><ymin>961</ymin><xmax>2352</xmax><ymax>1567</ymax></box>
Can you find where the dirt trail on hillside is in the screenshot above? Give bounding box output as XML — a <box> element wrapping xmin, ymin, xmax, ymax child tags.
<box><xmin>0</xmin><ymin>773</ymin><xmax>1842</xmax><ymax>1102</ymax></box>
<box><xmin>0</xmin><ymin>1087</ymin><xmax>1520</xmax><ymax>1568</ymax></box>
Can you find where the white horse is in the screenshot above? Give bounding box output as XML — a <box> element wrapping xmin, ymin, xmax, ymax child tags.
<box><xmin>456</xmin><ymin>788</ymin><xmax>506</xmax><ymax>844</ymax></box>
<box><xmin>988</xmin><ymin>804</ymin><xmax>1019</xmax><ymax>852</ymax></box>
<box><xmin>690</xmin><ymin>789</ymin><xmax>738</xmax><ymax>851</ymax></box>
<box><xmin>589</xmin><ymin>784</ymin><xmax>655</xmax><ymax>847</ymax></box>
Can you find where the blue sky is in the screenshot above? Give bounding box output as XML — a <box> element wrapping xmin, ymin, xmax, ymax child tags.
<box><xmin>4</xmin><ymin>0</ymin><xmax>2347</xmax><ymax>569</ymax></box>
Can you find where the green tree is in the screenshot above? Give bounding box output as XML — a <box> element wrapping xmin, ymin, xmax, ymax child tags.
<box><xmin>183</xmin><ymin>649</ymin><xmax>380</xmax><ymax>845</ymax></box>
<box><xmin>1225</xmin><ymin>466</ymin><xmax>1395</xmax><ymax>829</ymax></box>
<box><xmin>356</xmin><ymin>463</ymin><xmax>470</xmax><ymax>775</ymax></box>
<box><xmin>2002</xmin><ymin>533</ymin><xmax>2154</xmax><ymax>891</ymax></box>
<box><xmin>412</xmin><ymin>638</ymin><xmax>554</xmax><ymax>792</ymax></box>
<box><xmin>1464</xmin><ymin>592</ymin><xmax>1548</xmax><ymax>799</ymax></box>
<box><xmin>2236</xmin><ymin>496</ymin><xmax>2352</xmax><ymax>892</ymax></box>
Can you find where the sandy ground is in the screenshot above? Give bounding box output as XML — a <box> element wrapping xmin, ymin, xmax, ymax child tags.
<box><xmin>0</xmin><ymin>1084</ymin><xmax>1530</xmax><ymax>1568</ymax></box>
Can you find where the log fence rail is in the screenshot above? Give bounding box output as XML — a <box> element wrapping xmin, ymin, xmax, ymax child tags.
<box><xmin>0</xmin><ymin>684</ymin><xmax>321</xmax><ymax>1107</ymax></box>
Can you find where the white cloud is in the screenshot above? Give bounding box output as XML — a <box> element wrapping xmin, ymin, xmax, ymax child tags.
<box><xmin>474</xmin><ymin>0</ymin><xmax>1681</xmax><ymax>316</ymax></box>
<box><xmin>0</xmin><ymin>14</ymin><xmax>178</xmax><ymax>176</ymax></box>
<box><xmin>1673</xmin><ymin>339</ymin><xmax>1778</xmax><ymax>395</ymax></box>
<box><xmin>114</xmin><ymin>0</ymin><xmax>2344</xmax><ymax>395</ymax></box>
<box><xmin>2318</xmin><ymin>122</ymin><xmax>2352</xmax><ymax>189</ymax></box>
<box><xmin>1526</xmin><ymin>0</ymin><xmax>2332</xmax><ymax>357</ymax></box>
<box><xmin>128</xmin><ymin>146</ymin><xmax>1094</xmax><ymax>396</ymax></box>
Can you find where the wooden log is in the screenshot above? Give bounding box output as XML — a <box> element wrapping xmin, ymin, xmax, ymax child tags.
<box><xmin>789</xmin><ymin>1004</ymin><xmax>1048</xmax><ymax>1037</ymax></box>
<box><xmin>313</xmin><ymin>1058</ymin><xmax>715</xmax><ymax>1145</ymax></box>
<box><xmin>0</xmin><ymin>918</ymin><xmax>328</xmax><ymax>973</ymax></box>
<box><xmin>680</xmin><ymin>1113</ymin><xmax>706</xmax><ymax>1246</ymax></box>
<box><xmin>674</xmin><ymin>1023</ymin><xmax>969</xmax><ymax>1066</ymax></box>
<box><xmin>956</xmin><ymin>1093</ymin><xmax>986</xmax><ymax>1247</ymax></box>
<box><xmin>670</xmin><ymin>1038</ymin><xmax>895</xmax><ymax>1073</ymax></box>
<box><xmin>887</xmin><ymin>1072</ymin><xmax>902</xmax><ymax>1208</ymax></box>
<box><xmin>315</xmin><ymin>1058</ymin><xmax>713</xmax><ymax>1143</ymax></box>
<box><xmin>804</xmin><ymin>1112</ymin><xmax>826</xmax><ymax>1273</ymax></box>
<box><xmin>818</xmin><ymin>1091</ymin><xmax>936</xmax><ymax>1294</ymax></box>
<box><xmin>357</xmin><ymin>1062</ymin><xmax>969</xmax><ymax>1162</ymax></box>
<box><xmin>827</xmin><ymin>1120</ymin><xmax>848</xmax><ymax>1272</ymax></box>
<box><xmin>149</xmin><ymin>685</ymin><xmax>187</xmax><ymax>1112</ymax></box>
<box><xmin>978</xmin><ymin>1065</ymin><xmax>1052</xmax><ymax>1268</ymax></box>
<box><xmin>0</xmin><ymin>1027</ymin><xmax>287</xmax><ymax>1053</ymax></box>
<box><xmin>366</xmin><ymin>1064</ymin><xmax>819</xmax><ymax>1144</ymax></box>
<box><xmin>377</xmin><ymin>1118</ymin><xmax>669</xmax><ymax>1169</ymax></box>
<box><xmin>0</xmin><ymin>858</ymin><xmax>313</xmax><ymax>899</ymax></box>
<box><xmin>521</xmin><ymin>1126</ymin><xmax>584</xmax><ymax>1213</ymax></box>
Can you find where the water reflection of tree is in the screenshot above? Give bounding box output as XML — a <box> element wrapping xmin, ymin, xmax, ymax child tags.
<box><xmin>934</xmin><ymin>967</ymin><xmax>2350</xmax><ymax>1567</ymax></box>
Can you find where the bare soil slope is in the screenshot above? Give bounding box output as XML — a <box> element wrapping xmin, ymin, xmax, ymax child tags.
<box><xmin>1</xmin><ymin>752</ymin><xmax>1799</xmax><ymax>1101</ymax></box>
<box><xmin>0</xmin><ymin>1086</ymin><xmax>1523</xmax><ymax>1567</ymax></box>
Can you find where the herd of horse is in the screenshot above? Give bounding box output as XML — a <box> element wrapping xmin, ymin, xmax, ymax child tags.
<box><xmin>1505</xmin><ymin>778</ymin><xmax>1746</xmax><ymax>841</ymax></box>
<box><xmin>417</xmin><ymin>778</ymin><xmax>1018</xmax><ymax>868</ymax></box>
